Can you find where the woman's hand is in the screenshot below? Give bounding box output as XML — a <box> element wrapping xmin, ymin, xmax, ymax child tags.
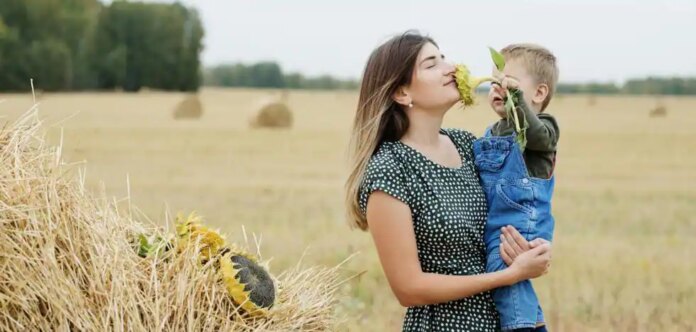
<box><xmin>508</xmin><ymin>241</ymin><xmax>551</xmax><ymax>281</ymax></box>
<box><xmin>367</xmin><ymin>193</ymin><xmax>536</xmax><ymax>306</ymax></box>
<box><xmin>499</xmin><ymin>225</ymin><xmax>551</xmax><ymax>267</ymax></box>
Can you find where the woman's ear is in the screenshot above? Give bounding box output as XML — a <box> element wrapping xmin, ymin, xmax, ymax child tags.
<box><xmin>533</xmin><ymin>83</ymin><xmax>549</xmax><ymax>105</ymax></box>
<box><xmin>392</xmin><ymin>86</ymin><xmax>412</xmax><ymax>108</ymax></box>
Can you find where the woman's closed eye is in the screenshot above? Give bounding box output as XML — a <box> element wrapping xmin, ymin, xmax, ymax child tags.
<box><xmin>423</xmin><ymin>59</ymin><xmax>436</xmax><ymax>69</ymax></box>
<box><xmin>422</xmin><ymin>54</ymin><xmax>445</xmax><ymax>69</ymax></box>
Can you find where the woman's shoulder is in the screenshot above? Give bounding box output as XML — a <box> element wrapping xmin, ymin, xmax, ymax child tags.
<box><xmin>359</xmin><ymin>141</ymin><xmax>413</xmax><ymax>212</ymax></box>
<box><xmin>365</xmin><ymin>141</ymin><xmax>408</xmax><ymax>178</ymax></box>
<box><xmin>442</xmin><ymin>128</ymin><xmax>477</xmax><ymax>149</ymax></box>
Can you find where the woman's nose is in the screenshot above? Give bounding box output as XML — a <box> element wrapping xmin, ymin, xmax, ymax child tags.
<box><xmin>443</xmin><ymin>61</ymin><xmax>456</xmax><ymax>76</ymax></box>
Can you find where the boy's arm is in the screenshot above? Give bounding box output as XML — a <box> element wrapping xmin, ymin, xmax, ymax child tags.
<box><xmin>510</xmin><ymin>89</ymin><xmax>559</xmax><ymax>152</ymax></box>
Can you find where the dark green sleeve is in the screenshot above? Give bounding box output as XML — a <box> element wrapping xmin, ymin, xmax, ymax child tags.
<box><xmin>358</xmin><ymin>157</ymin><xmax>412</xmax><ymax>216</ymax></box>
<box><xmin>511</xmin><ymin>89</ymin><xmax>559</xmax><ymax>152</ymax></box>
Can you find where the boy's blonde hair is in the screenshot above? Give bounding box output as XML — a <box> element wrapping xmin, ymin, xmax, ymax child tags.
<box><xmin>501</xmin><ymin>43</ymin><xmax>559</xmax><ymax>111</ymax></box>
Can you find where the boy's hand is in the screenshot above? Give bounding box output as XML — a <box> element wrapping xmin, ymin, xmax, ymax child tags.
<box><xmin>489</xmin><ymin>67</ymin><xmax>522</xmax><ymax>118</ymax></box>
<box><xmin>500</xmin><ymin>75</ymin><xmax>520</xmax><ymax>91</ymax></box>
<box><xmin>492</xmin><ymin>66</ymin><xmax>521</xmax><ymax>90</ymax></box>
<box><xmin>492</xmin><ymin>67</ymin><xmax>505</xmax><ymax>82</ymax></box>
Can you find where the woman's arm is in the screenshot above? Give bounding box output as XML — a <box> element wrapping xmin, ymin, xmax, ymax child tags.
<box><xmin>367</xmin><ymin>191</ymin><xmax>551</xmax><ymax>307</ymax></box>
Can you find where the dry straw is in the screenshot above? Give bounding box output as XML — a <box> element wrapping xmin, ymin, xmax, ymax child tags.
<box><xmin>0</xmin><ymin>101</ymin><xmax>348</xmax><ymax>331</ymax></box>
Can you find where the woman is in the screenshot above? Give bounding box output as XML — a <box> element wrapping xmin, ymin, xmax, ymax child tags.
<box><xmin>344</xmin><ymin>31</ymin><xmax>552</xmax><ymax>331</ymax></box>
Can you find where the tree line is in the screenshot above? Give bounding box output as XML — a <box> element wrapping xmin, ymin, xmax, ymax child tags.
<box><xmin>557</xmin><ymin>78</ymin><xmax>696</xmax><ymax>95</ymax></box>
<box><xmin>203</xmin><ymin>63</ymin><xmax>359</xmax><ymax>90</ymax></box>
<box><xmin>0</xmin><ymin>0</ymin><xmax>203</xmax><ymax>92</ymax></box>
<box><xmin>1</xmin><ymin>1</ymin><xmax>694</xmax><ymax>94</ymax></box>
<box><xmin>204</xmin><ymin>62</ymin><xmax>696</xmax><ymax>95</ymax></box>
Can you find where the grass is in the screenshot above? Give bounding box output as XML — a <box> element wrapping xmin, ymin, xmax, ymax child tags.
<box><xmin>2</xmin><ymin>88</ymin><xmax>694</xmax><ymax>331</ymax></box>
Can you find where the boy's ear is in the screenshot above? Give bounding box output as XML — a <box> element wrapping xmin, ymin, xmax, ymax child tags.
<box><xmin>532</xmin><ymin>83</ymin><xmax>549</xmax><ymax>106</ymax></box>
<box><xmin>392</xmin><ymin>86</ymin><xmax>411</xmax><ymax>108</ymax></box>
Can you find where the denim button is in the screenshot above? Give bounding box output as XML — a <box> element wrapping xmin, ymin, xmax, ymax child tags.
<box><xmin>522</xmin><ymin>178</ymin><xmax>529</xmax><ymax>184</ymax></box>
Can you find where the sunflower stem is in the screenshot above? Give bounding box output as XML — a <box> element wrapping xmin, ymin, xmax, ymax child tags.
<box><xmin>504</xmin><ymin>90</ymin><xmax>521</xmax><ymax>133</ymax></box>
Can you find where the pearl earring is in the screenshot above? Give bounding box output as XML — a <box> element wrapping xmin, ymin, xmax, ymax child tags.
<box><xmin>408</xmin><ymin>102</ymin><xmax>413</xmax><ymax>108</ymax></box>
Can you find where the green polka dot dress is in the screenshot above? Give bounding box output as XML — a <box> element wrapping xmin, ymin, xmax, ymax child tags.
<box><xmin>359</xmin><ymin>128</ymin><xmax>500</xmax><ymax>332</ymax></box>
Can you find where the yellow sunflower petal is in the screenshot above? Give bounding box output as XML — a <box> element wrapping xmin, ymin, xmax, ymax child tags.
<box><xmin>175</xmin><ymin>211</ymin><xmax>225</xmax><ymax>261</ymax></box>
<box><xmin>454</xmin><ymin>64</ymin><xmax>494</xmax><ymax>107</ymax></box>
<box><xmin>219</xmin><ymin>249</ymin><xmax>275</xmax><ymax>316</ymax></box>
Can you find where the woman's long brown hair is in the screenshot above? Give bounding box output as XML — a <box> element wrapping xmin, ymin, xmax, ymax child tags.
<box><xmin>345</xmin><ymin>31</ymin><xmax>435</xmax><ymax>230</ymax></box>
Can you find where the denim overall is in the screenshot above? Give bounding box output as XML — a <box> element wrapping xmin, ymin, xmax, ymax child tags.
<box><xmin>473</xmin><ymin>127</ymin><xmax>555</xmax><ymax>331</ymax></box>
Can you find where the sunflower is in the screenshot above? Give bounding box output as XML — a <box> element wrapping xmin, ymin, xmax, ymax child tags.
<box><xmin>218</xmin><ymin>247</ymin><xmax>276</xmax><ymax>317</ymax></box>
<box><xmin>454</xmin><ymin>64</ymin><xmax>494</xmax><ymax>107</ymax></box>
<box><xmin>143</xmin><ymin>212</ymin><xmax>276</xmax><ymax>316</ymax></box>
<box><xmin>175</xmin><ymin>212</ymin><xmax>225</xmax><ymax>261</ymax></box>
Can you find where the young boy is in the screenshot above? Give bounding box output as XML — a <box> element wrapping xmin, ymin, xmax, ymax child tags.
<box><xmin>473</xmin><ymin>44</ymin><xmax>560</xmax><ymax>332</ymax></box>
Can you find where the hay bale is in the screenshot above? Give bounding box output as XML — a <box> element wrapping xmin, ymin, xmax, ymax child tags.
<box><xmin>649</xmin><ymin>105</ymin><xmax>667</xmax><ymax>118</ymax></box>
<box><xmin>0</xmin><ymin>107</ymin><xmax>345</xmax><ymax>331</ymax></box>
<box><xmin>250</xmin><ymin>102</ymin><xmax>293</xmax><ymax>129</ymax></box>
<box><xmin>587</xmin><ymin>95</ymin><xmax>597</xmax><ymax>107</ymax></box>
<box><xmin>650</xmin><ymin>98</ymin><xmax>667</xmax><ymax>118</ymax></box>
<box><xmin>173</xmin><ymin>94</ymin><xmax>203</xmax><ymax>120</ymax></box>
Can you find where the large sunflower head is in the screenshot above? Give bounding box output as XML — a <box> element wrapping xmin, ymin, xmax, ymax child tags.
<box><xmin>454</xmin><ymin>64</ymin><xmax>494</xmax><ymax>107</ymax></box>
<box><xmin>218</xmin><ymin>248</ymin><xmax>276</xmax><ymax>317</ymax></box>
<box><xmin>175</xmin><ymin>212</ymin><xmax>225</xmax><ymax>261</ymax></box>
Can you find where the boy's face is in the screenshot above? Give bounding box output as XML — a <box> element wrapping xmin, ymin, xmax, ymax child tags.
<box><xmin>488</xmin><ymin>58</ymin><xmax>544</xmax><ymax>117</ymax></box>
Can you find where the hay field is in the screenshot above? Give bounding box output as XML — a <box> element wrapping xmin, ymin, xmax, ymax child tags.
<box><xmin>1</xmin><ymin>88</ymin><xmax>695</xmax><ymax>331</ymax></box>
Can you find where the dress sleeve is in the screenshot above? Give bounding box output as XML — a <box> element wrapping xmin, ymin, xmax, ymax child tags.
<box><xmin>358</xmin><ymin>157</ymin><xmax>412</xmax><ymax>216</ymax></box>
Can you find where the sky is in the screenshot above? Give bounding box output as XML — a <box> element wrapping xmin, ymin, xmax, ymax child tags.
<box><xmin>146</xmin><ymin>0</ymin><xmax>696</xmax><ymax>83</ymax></box>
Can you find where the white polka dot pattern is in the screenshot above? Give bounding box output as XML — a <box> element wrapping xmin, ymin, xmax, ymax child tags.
<box><xmin>359</xmin><ymin>128</ymin><xmax>500</xmax><ymax>331</ymax></box>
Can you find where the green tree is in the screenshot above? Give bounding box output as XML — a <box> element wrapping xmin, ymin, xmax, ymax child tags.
<box><xmin>1</xmin><ymin>0</ymin><xmax>202</xmax><ymax>91</ymax></box>
<box><xmin>0</xmin><ymin>0</ymin><xmax>101</xmax><ymax>90</ymax></box>
<box><xmin>249</xmin><ymin>62</ymin><xmax>284</xmax><ymax>88</ymax></box>
<box><xmin>25</xmin><ymin>39</ymin><xmax>72</xmax><ymax>90</ymax></box>
<box><xmin>92</xmin><ymin>1</ymin><xmax>203</xmax><ymax>92</ymax></box>
<box><xmin>204</xmin><ymin>62</ymin><xmax>359</xmax><ymax>90</ymax></box>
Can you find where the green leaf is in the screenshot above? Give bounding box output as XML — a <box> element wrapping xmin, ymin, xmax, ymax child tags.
<box><xmin>505</xmin><ymin>96</ymin><xmax>514</xmax><ymax>110</ymax></box>
<box><xmin>138</xmin><ymin>234</ymin><xmax>152</xmax><ymax>257</ymax></box>
<box><xmin>488</xmin><ymin>46</ymin><xmax>505</xmax><ymax>71</ymax></box>
<box><xmin>503</xmin><ymin>92</ymin><xmax>528</xmax><ymax>152</ymax></box>
<box><xmin>516</xmin><ymin>134</ymin><xmax>527</xmax><ymax>152</ymax></box>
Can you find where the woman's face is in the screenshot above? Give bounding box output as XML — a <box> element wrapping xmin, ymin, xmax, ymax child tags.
<box><xmin>405</xmin><ymin>42</ymin><xmax>459</xmax><ymax>111</ymax></box>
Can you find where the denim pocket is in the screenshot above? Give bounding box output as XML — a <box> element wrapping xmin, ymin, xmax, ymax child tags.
<box><xmin>495</xmin><ymin>180</ymin><xmax>535</xmax><ymax>217</ymax></box>
<box><xmin>474</xmin><ymin>149</ymin><xmax>510</xmax><ymax>173</ymax></box>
